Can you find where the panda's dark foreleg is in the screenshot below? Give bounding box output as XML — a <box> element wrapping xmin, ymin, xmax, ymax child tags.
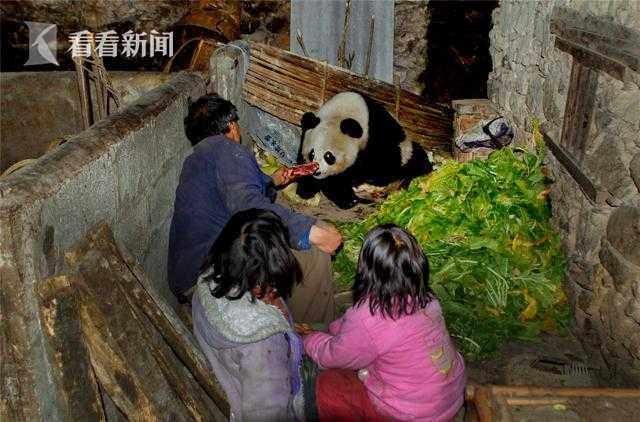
<box><xmin>322</xmin><ymin>177</ymin><xmax>360</xmax><ymax>210</ymax></box>
<box><xmin>296</xmin><ymin>176</ymin><xmax>321</xmax><ymax>199</ymax></box>
<box><xmin>400</xmin><ymin>142</ymin><xmax>433</xmax><ymax>187</ymax></box>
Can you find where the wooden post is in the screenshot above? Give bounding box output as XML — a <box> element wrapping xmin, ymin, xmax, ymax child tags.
<box><xmin>560</xmin><ymin>61</ymin><xmax>598</xmax><ymax>162</ymax></box>
<box><xmin>544</xmin><ymin>5</ymin><xmax>640</xmax><ymax>204</ymax></box>
<box><xmin>37</xmin><ymin>276</ymin><xmax>106</xmax><ymax>421</ymax></box>
<box><xmin>65</xmin><ymin>224</ymin><xmax>230</xmax><ymax>419</ymax></box>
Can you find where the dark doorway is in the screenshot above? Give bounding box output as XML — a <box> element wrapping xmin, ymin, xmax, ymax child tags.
<box><xmin>420</xmin><ymin>0</ymin><xmax>499</xmax><ymax>104</ymax></box>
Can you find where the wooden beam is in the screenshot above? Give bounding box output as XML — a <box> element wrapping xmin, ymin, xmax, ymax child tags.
<box><xmin>555</xmin><ymin>37</ymin><xmax>626</xmax><ymax>82</ymax></box>
<box><xmin>550</xmin><ymin>5</ymin><xmax>640</xmax><ymax>81</ymax></box>
<box><xmin>560</xmin><ymin>60</ymin><xmax>598</xmax><ymax>160</ymax></box>
<box><xmin>550</xmin><ymin>6</ymin><xmax>640</xmax><ymax>61</ymax></box>
<box><xmin>120</xmin><ymin>285</ymin><xmax>220</xmax><ymax>422</ymax></box>
<box><xmin>541</xmin><ymin>129</ymin><xmax>609</xmax><ymax>204</ymax></box>
<box><xmin>66</xmin><ymin>224</ymin><xmax>230</xmax><ymax>419</ymax></box>
<box><xmin>37</xmin><ymin>276</ymin><xmax>106</xmax><ymax>421</ymax></box>
<box><xmin>68</xmin><ymin>251</ymin><xmax>195</xmax><ymax>419</ymax></box>
<box><xmin>550</xmin><ymin>24</ymin><xmax>639</xmax><ymax>73</ymax></box>
<box><xmin>76</xmin><ymin>286</ymin><xmax>161</xmax><ymax>421</ymax></box>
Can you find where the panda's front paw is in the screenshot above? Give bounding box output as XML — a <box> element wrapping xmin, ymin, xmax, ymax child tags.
<box><xmin>296</xmin><ymin>177</ymin><xmax>319</xmax><ymax>199</ymax></box>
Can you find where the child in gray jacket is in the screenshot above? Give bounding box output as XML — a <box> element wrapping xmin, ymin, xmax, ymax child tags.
<box><xmin>192</xmin><ymin>209</ymin><xmax>305</xmax><ymax>421</ymax></box>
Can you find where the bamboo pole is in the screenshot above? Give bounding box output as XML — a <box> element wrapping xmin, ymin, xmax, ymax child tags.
<box><xmin>364</xmin><ymin>15</ymin><xmax>375</xmax><ymax>77</ymax></box>
<box><xmin>73</xmin><ymin>55</ymin><xmax>91</xmax><ymax>129</ymax></box>
<box><xmin>337</xmin><ymin>0</ymin><xmax>352</xmax><ymax>68</ymax></box>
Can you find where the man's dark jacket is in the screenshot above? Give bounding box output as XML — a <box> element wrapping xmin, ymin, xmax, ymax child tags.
<box><xmin>168</xmin><ymin>135</ymin><xmax>315</xmax><ymax>299</ymax></box>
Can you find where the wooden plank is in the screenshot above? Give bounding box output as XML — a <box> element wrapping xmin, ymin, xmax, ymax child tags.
<box><xmin>68</xmin><ymin>224</ymin><xmax>230</xmax><ymax>419</ymax></box>
<box><xmin>550</xmin><ymin>24</ymin><xmax>640</xmax><ymax>73</ymax></box>
<box><xmin>489</xmin><ymin>384</ymin><xmax>640</xmax><ymax>398</ymax></box>
<box><xmin>37</xmin><ymin>276</ymin><xmax>106</xmax><ymax>421</ymax></box>
<box><xmin>114</xmin><ymin>236</ymin><xmax>231</xmax><ymax>420</ymax></box>
<box><xmin>542</xmin><ymin>130</ymin><xmax>609</xmax><ymax>204</ymax></box>
<box><xmin>555</xmin><ymin>37</ymin><xmax>627</xmax><ymax>82</ymax></box>
<box><xmin>76</xmin><ymin>285</ymin><xmax>161</xmax><ymax>421</ymax></box>
<box><xmin>67</xmin><ymin>248</ymin><xmax>194</xmax><ymax>421</ymax></box>
<box><xmin>121</xmin><ymin>285</ymin><xmax>220</xmax><ymax>422</ymax></box>
<box><xmin>560</xmin><ymin>60</ymin><xmax>598</xmax><ymax>159</ymax></box>
<box><xmin>550</xmin><ymin>6</ymin><xmax>640</xmax><ymax>70</ymax></box>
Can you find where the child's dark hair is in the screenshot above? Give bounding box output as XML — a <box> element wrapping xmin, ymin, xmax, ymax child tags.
<box><xmin>199</xmin><ymin>208</ymin><xmax>302</xmax><ymax>301</ymax></box>
<box><xmin>184</xmin><ymin>95</ymin><xmax>239</xmax><ymax>145</ymax></box>
<box><xmin>352</xmin><ymin>224</ymin><xmax>433</xmax><ymax>319</ymax></box>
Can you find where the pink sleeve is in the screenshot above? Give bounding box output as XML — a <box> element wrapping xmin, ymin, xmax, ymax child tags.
<box><xmin>328</xmin><ymin>315</ymin><xmax>344</xmax><ymax>335</ymax></box>
<box><xmin>303</xmin><ymin>310</ymin><xmax>378</xmax><ymax>370</ymax></box>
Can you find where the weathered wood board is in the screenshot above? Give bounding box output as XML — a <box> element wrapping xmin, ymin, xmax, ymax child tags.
<box><xmin>66</xmin><ymin>224</ymin><xmax>229</xmax><ymax>420</ymax></box>
<box><xmin>37</xmin><ymin>276</ymin><xmax>106</xmax><ymax>421</ymax></box>
<box><xmin>546</xmin><ymin>5</ymin><xmax>640</xmax><ymax>204</ymax></box>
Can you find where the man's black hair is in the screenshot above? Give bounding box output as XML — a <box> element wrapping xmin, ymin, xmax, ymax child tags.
<box><xmin>352</xmin><ymin>224</ymin><xmax>433</xmax><ymax>319</ymax></box>
<box><xmin>199</xmin><ymin>208</ymin><xmax>302</xmax><ymax>301</ymax></box>
<box><xmin>184</xmin><ymin>95</ymin><xmax>239</xmax><ymax>145</ymax></box>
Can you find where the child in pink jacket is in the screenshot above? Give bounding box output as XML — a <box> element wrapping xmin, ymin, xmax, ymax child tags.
<box><xmin>302</xmin><ymin>224</ymin><xmax>466</xmax><ymax>421</ymax></box>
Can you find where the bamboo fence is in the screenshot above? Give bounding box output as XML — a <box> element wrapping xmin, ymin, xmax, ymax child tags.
<box><xmin>244</xmin><ymin>42</ymin><xmax>453</xmax><ymax>153</ymax></box>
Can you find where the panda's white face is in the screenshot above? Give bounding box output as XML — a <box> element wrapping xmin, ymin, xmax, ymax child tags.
<box><xmin>301</xmin><ymin>119</ymin><xmax>366</xmax><ymax>178</ymax></box>
<box><xmin>300</xmin><ymin>92</ymin><xmax>369</xmax><ymax>179</ymax></box>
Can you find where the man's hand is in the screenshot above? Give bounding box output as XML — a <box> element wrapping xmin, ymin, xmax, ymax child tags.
<box><xmin>309</xmin><ymin>222</ymin><xmax>342</xmax><ymax>254</ymax></box>
<box><xmin>294</xmin><ymin>323</ymin><xmax>314</xmax><ymax>336</ymax></box>
<box><xmin>271</xmin><ymin>166</ymin><xmax>292</xmax><ymax>187</ymax></box>
<box><xmin>272</xmin><ymin>163</ymin><xmax>320</xmax><ymax>187</ymax></box>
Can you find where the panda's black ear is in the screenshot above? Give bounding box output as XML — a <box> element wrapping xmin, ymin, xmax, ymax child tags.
<box><xmin>340</xmin><ymin>118</ymin><xmax>363</xmax><ymax>138</ymax></box>
<box><xmin>301</xmin><ymin>112</ymin><xmax>321</xmax><ymax>130</ymax></box>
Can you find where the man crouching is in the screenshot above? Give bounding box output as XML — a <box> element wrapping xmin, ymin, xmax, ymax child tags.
<box><xmin>168</xmin><ymin>94</ymin><xmax>341</xmax><ymax>324</ymax></box>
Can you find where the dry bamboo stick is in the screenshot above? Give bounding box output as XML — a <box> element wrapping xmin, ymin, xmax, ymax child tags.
<box><xmin>506</xmin><ymin>397</ymin><xmax>569</xmax><ymax>406</ymax></box>
<box><xmin>245</xmin><ymin>74</ymin><xmax>319</xmax><ymax>109</ymax></box>
<box><xmin>249</xmin><ymin>54</ymin><xmax>323</xmax><ymax>86</ymax></box>
<box><xmin>295</xmin><ymin>29</ymin><xmax>309</xmax><ymax>57</ymax></box>
<box><xmin>73</xmin><ymin>56</ymin><xmax>91</xmax><ymax>129</ymax></box>
<box><xmin>364</xmin><ymin>14</ymin><xmax>375</xmax><ymax>77</ymax></box>
<box><xmin>337</xmin><ymin>0</ymin><xmax>352</xmax><ymax>68</ymax></box>
<box><xmin>248</xmin><ymin>64</ymin><xmax>323</xmax><ymax>98</ymax></box>
<box><xmin>253</xmin><ymin>45</ymin><xmax>324</xmax><ymax>74</ymax></box>
<box><xmin>244</xmin><ymin>82</ymin><xmax>312</xmax><ymax>112</ymax></box>
<box><xmin>244</xmin><ymin>90</ymin><xmax>301</xmax><ymax>124</ymax></box>
<box><xmin>246</xmin><ymin>42</ymin><xmax>453</xmax><ymax>152</ymax></box>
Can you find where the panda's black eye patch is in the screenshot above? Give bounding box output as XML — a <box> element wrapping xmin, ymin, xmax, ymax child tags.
<box><xmin>340</xmin><ymin>118</ymin><xmax>363</xmax><ymax>138</ymax></box>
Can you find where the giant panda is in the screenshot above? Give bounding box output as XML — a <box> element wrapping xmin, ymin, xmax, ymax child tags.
<box><xmin>296</xmin><ymin>91</ymin><xmax>433</xmax><ymax>209</ymax></box>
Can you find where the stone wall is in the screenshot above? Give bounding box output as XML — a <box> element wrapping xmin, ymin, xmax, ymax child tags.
<box><xmin>0</xmin><ymin>71</ymin><xmax>171</xmax><ymax>172</ymax></box>
<box><xmin>0</xmin><ymin>72</ymin><xmax>205</xmax><ymax>419</ymax></box>
<box><xmin>393</xmin><ymin>0</ymin><xmax>429</xmax><ymax>94</ymax></box>
<box><xmin>488</xmin><ymin>0</ymin><xmax>640</xmax><ymax>385</ymax></box>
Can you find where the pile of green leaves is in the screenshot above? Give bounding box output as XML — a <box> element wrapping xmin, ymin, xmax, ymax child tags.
<box><xmin>333</xmin><ymin>148</ymin><xmax>570</xmax><ymax>360</ymax></box>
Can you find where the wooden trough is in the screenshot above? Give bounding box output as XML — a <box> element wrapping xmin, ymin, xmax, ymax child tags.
<box><xmin>467</xmin><ymin>384</ymin><xmax>640</xmax><ymax>421</ymax></box>
<box><xmin>38</xmin><ymin>225</ymin><xmax>229</xmax><ymax>421</ymax></box>
<box><xmin>243</xmin><ymin>42</ymin><xmax>454</xmax><ymax>154</ymax></box>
